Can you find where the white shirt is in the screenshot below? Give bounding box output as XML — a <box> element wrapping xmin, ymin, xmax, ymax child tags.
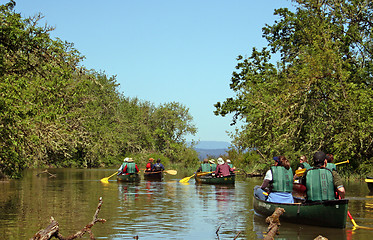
<box><xmin>264</xmin><ymin>169</ymin><xmax>273</xmax><ymax>181</ymax></box>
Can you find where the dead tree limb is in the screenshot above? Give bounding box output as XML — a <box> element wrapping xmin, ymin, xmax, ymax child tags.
<box><xmin>30</xmin><ymin>197</ymin><xmax>106</xmax><ymax>240</ymax></box>
<box><xmin>36</xmin><ymin>170</ymin><xmax>56</xmax><ymax>178</ymax></box>
<box><xmin>233</xmin><ymin>231</ymin><xmax>241</xmax><ymax>239</ymax></box>
<box><xmin>264</xmin><ymin>207</ymin><xmax>285</xmax><ymax>240</ymax></box>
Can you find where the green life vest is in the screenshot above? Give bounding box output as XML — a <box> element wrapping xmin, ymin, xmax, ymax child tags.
<box><xmin>305</xmin><ymin>168</ymin><xmax>335</xmax><ymax>201</ymax></box>
<box><xmin>201</xmin><ymin>163</ymin><xmax>211</xmax><ymax>172</ymax></box>
<box><xmin>302</xmin><ymin>162</ymin><xmax>311</xmax><ymax>170</ymax></box>
<box><xmin>326</xmin><ymin>163</ymin><xmax>337</xmax><ymax>171</ymax></box>
<box><xmin>228</xmin><ymin>163</ymin><xmax>233</xmax><ymax>168</ymax></box>
<box><xmin>210</xmin><ymin>164</ymin><xmax>217</xmax><ymax>171</ymax></box>
<box><xmin>270</xmin><ymin>166</ymin><xmax>293</xmax><ymax>192</ymax></box>
<box><xmin>126</xmin><ymin>162</ymin><xmax>136</xmax><ymax>173</ymax></box>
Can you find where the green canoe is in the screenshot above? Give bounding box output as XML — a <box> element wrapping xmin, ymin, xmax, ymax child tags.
<box><xmin>144</xmin><ymin>171</ymin><xmax>163</xmax><ymax>181</ymax></box>
<box><xmin>253</xmin><ymin>195</ymin><xmax>349</xmax><ymax>228</ymax></box>
<box><xmin>195</xmin><ymin>174</ymin><xmax>235</xmax><ymax>184</ymax></box>
<box><xmin>117</xmin><ymin>173</ymin><xmax>140</xmax><ymax>182</ymax></box>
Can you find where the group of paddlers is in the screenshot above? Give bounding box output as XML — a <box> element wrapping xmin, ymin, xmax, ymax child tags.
<box><xmin>254</xmin><ymin>151</ymin><xmax>345</xmax><ymax>203</ymax></box>
<box><xmin>196</xmin><ymin>157</ymin><xmax>236</xmax><ymax>177</ymax></box>
<box><xmin>117</xmin><ymin>157</ymin><xmax>165</xmax><ymax>175</ymax></box>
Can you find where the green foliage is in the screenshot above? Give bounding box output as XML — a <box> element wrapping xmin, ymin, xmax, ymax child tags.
<box><xmin>0</xmin><ymin>1</ymin><xmax>198</xmax><ymax>178</ymax></box>
<box><xmin>216</xmin><ymin>0</ymin><xmax>373</xmax><ymax>174</ymax></box>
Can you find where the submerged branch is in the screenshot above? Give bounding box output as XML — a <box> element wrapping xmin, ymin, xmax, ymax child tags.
<box><xmin>30</xmin><ymin>197</ymin><xmax>106</xmax><ymax>240</ymax></box>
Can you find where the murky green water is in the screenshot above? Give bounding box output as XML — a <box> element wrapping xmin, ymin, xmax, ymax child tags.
<box><xmin>0</xmin><ymin>169</ymin><xmax>372</xmax><ymax>239</ymax></box>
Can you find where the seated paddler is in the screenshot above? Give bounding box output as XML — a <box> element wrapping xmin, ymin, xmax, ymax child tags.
<box><xmin>196</xmin><ymin>158</ymin><xmax>211</xmax><ymax>174</ymax></box>
<box><xmin>302</xmin><ymin>151</ymin><xmax>345</xmax><ymax>201</ymax></box>
<box><xmin>254</xmin><ymin>156</ymin><xmax>294</xmax><ymax>203</ymax></box>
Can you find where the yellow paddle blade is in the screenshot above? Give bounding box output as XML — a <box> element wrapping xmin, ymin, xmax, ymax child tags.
<box><xmin>165</xmin><ymin>170</ymin><xmax>177</xmax><ymax>175</ymax></box>
<box><xmin>100</xmin><ymin>178</ymin><xmax>109</xmax><ymax>183</ymax></box>
<box><xmin>179</xmin><ymin>174</ymin><xmax>194</xmax><ymax>183</ymax></box>
<box><xmin>365</xmin><ymin>179</ymin><xmax>373</xmax><ymax>183</ymax></box>
<box><xmin>295</xmin><ymin>168</ymin><xmax>306</xmax><ymax>176</ymax></box>
<box><xmin>100</xmin><ymin>172</ymin><xmax>117</xmax><ymax>183</ymax></box>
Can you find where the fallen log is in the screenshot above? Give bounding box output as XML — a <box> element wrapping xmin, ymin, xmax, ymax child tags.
<box><xmin>264</xmin><ymin>207</ymin><xmax>285</xmax><ymax>240</ymax></box>
<box><xmin>36</xmin><ymin>170</ymin><xmax>56</xmax><ymax>178</ymax></box>
<box><xmin>30</xmin><ymin>197</ymin><xmax>106</xmax><ymax>240</ymax></box>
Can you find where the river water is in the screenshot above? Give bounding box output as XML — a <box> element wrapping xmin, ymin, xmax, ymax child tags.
<box><xmin>0</xmin><ymin>168</ymin><xmax>373</xmax><ymax>240</ymax></box>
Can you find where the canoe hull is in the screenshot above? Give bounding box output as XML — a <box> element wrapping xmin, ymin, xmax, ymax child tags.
<box><xmin>253</xmin><ymin>195</ymin><xmax>348</xmax><ymax>228</ymax></box>
<box><xmin>144</xmin><ymin>171</ymin><xmax>163</xmax><ymax>181</ymax></box>
<box><xmin>195</xmin><ymin>174</ymin><xmax>235</xmax><ymax>184</ymax></box>
<box><xmin>117</xmin><ymin>174</ymin><xmax>140</xmax><ymax>182</ymax></box>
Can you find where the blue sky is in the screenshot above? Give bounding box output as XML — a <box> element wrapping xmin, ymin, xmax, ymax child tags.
<box><xmin>13</xmin><ymin>0</ymin><xmax>294</xmax><ymax>143</ymax></box>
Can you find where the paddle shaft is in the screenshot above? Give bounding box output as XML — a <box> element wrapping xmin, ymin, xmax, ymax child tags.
<box><xmin>335</xmin><ymin>160</ymin><xmax>349</xmax><ymax>165</ymax></box>
<box><xmin>295</xmin><ymin>159</ymin><xmax>350</xmax><ymax>176</ymax></box>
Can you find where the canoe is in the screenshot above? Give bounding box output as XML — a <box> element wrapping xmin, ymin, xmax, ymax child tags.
<box><xmin>144</xmin><ymin>171</ymin><xmax>163</xmax><ymax>181</ymax></box>
<box><xmin>253</xmin><ymin>194</ymin><xmax>349</xmax><ymax>228</ymax></box>
<box><xmin>195</xmin><ymin>174</ymin><xmax>235</xmax><ymax>184</ymax></box>
<box><xmin>365</xmin><ymin>177</ymin><xmax>373</xmax><ymax>192</ymax></box>
<box><xmin>117</xmin><ymin>173</ymin><xmax>140</xmax><ymax>182</ymax></box>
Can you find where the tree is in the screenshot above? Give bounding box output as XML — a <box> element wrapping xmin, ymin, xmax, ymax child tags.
<box><xmin>215</xmin><ymin>0</ymin><xmax>373</xmax><ymax>173</ymax></box>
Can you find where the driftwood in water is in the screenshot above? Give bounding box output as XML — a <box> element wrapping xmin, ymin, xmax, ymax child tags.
<box><xmin>30</xmin><ymin>197</ymin><xmax>106</xmax><ymax>240</ymax></box>
<box><xmin>264</xmin><ymin>207</ymin><xmax>285</xmax><ymax>240</ymax></box>
<box><xmin>36</xmin><ymin>170</ymin><xmax>56</xmax><ymax>178</ymax></box>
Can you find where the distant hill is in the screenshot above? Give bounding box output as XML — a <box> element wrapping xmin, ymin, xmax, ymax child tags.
<box><xmin>192</xmin><ymin>141</ymin><xmax>231</xmax><ymax>160</ymax></box>
<box><xmin>193</xmin><ymin>141</ymin><xmax>230</xmax><ymax>149</ymax></box>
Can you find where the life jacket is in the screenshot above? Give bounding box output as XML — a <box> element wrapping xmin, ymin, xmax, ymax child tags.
<box><xmin>228</xmin><ymin>163</ymin><xmax>233</xmax><ymax>168</ymax></box>
<box><xmin>126</xmin><ymin>162</ymin><xmax>136</xmax><ymax>174</ymax></box>
<box><xmin>201</xmin><ymin>163</ymin><xmax>211</xmax><ymax>172</ymax></box>
<box><xmin>326</xmin><ymin>163</ymin><xmax>336</xmax><ymax>171</ymax></box>
<box><xmin>305</xmin><ymin>168</ymin><xmax>335</xmax><ymax>201</ymax></box>
<box><xmin>210</xmin><ymin>164</ymin><xmax>217</xmax><ymax>171</ymax></box>
<box><xmin>145</xmin><ymin>162</ymin><xmax>153</xmax><ymax>171</ymax></box>
<box><xmin>302</xmin><ymin>162</ymin><xmax>312</xmax><ymax>170</ymax></box>
<box><xmin>153</xmin><ymin>163</ymin><xmax>163</xmax><ymax>172</ymax></box>
<box><xmin>270</xmin><ymin>166</ymin><xmax>293</xmax><ymax>192</ymax></box>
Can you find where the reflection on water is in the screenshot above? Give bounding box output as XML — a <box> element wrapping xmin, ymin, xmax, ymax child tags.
<box><xmin>1</xmin><ymin>169</ymin><xmax>373</xmax><ymax>239</ymax></box>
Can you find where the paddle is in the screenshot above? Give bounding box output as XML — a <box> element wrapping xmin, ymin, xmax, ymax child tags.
<box><xmin>100</xmin><ymin>172</ymin><xmax>117</xmax><ymax>183</ymax></box>
<box><xmin>336</xmin><ymin>194</ymin><xmax>373</xmax><ymax>230</ymax></box>
<box><xmin>164</xmin><ymin>170</ymin><xmax>177</xmax><ymax>175</ymax></box>
<box><xmin>295</xmin><ymin>159</ymin><xmax>350</xmax><ymax>176</ymax></box>
<box><xmin>179</xmin><ymin>174</ymin><xmax>195</xmax><ymax>183</ymax></box>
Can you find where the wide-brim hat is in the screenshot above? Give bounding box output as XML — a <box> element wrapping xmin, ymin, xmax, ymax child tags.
<box><xmin>226</xmin><ymin>159</ymin><xmax>231</xmax><ymax>163</ymax></box>
<box><xmin>209</xmin><ymin>159</ymin><xmax>215</xmax><ymax>164</ymax></box>
<box><xmin>127</xmin><ymin>158</ymin><xmax>134</xmax><ymax>163</ymax></box>
<box><xmin>123</xmin><ymin>157</ymin><xmax>129</xmax><ymax>162</ymax></box>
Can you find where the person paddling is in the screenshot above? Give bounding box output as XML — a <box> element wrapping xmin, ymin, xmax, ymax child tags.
<box><xmin>196</xmin><ymin>158</ymin><xmax>211</xmax><ymax>173</ymax></box>
<box><xmin>145</xmin><ymin>158</ymin><xmax>154</xmax><ymax>172</ymax></box>
<box><xmin>214</xmin><ymin>157</ymin><xmax>232</xmax><ymax>177</ymax></box>
<box><xmin>152</xmin><ymin>158</ymin><xmax>165</xmax><ymax>172</ymax></box>
<box><xmin>254</xmin><ymin>156</ymin><xmax>294</xmax><ymax>203</ymax></box>
<box><xmin>303</xmin><ymin>151</ymin><xmax>345</xmax><ymax>201</ymax></box>
<box><xmin>120</xmin><ymin>158</ymin><xmax>139</xmax><ymax>175</ymax></box>
<box><xmin>118</xmin><ymin>158</ymin><xmax>129</xmax><ymax>175</ymax></box>
<box><xmin>326</xmin><ymin>153</ymin><xmax>337</xmax><ymax>171</ymax></box>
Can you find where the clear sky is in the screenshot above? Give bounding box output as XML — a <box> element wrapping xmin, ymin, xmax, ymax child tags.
<box><xmin>12</xmin><ymin>0</ymin><xmax>294</xmax><ymax>143</ymax></box>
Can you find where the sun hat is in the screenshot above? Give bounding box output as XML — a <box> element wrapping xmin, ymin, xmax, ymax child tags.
<box><xmin>209</xmin><ymin>159</ymin><xmax>215</xmax><ymax>164</ymax></box>
<box><xmin>217</xmin><ymin>157</ymin><xmax>224</xmax><ymax>165</ymax></box>
<box><xmin>127</xmin><ymin>158</ymin><xmax>134</xmax><ymax>163</ymax></box>
<box><xmin>226</xmin><ymin>159</ymin><xmax>231</xmax><ymax>163</ymax></box>
<box><xmin>123</xmin><ymin>157</ymin><xmax>129</xmax><ymax>162</ymax></box>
